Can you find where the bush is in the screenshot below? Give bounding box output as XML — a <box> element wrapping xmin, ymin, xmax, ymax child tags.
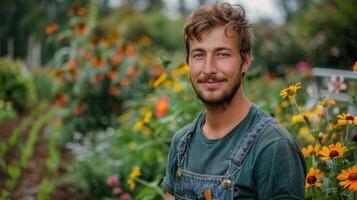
<box><xmin>0</xmin><ymin>57</ymin><xmax>36</xmax><ymax>112</ymax></box>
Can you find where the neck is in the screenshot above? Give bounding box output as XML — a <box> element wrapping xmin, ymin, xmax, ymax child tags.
<box><xmin>202</xmin><ymin>87</ymin><xmax>252</xmax><ymax>140</ymax></box>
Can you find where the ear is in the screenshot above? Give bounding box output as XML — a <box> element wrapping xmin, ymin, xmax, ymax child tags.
<box><xmin>241</xmin><ymin>52</ymin><xmax>252</xmax><ymax>73</ymax></box>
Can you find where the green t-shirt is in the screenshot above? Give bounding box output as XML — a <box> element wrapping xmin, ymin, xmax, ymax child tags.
<box><xmin>162</xmin><ymin>104</ymin><xmax>306</xmax><ymax>199</ymax></box>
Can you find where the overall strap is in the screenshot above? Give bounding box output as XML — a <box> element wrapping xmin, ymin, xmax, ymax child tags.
<box><xmin>176</xmin><ymin>112</ymin><xmax>205</xmax><ymax>167</ymax></box>
<box><xmin>226</xmin><ymin>115</ymin><xmax>276</xmax><ymax>176</ymax></box>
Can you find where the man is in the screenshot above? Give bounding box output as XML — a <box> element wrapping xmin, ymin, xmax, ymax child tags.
<box><xmin>162</xmin><ymin>2</ymin><xmax>306</xmax><ymax>200</ymax></box>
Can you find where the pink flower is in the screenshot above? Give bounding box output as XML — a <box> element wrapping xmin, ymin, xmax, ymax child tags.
<box><xmin>327</xmin><ymin>76</ymin><xmax>347</xmax><ymax>93</ymax></box>
<box><xmin>296</xmin><ymin>61</ymin><xmax>309</xmax><ymax>71</ymax></box>
<box><xmin>106</xmin><ymin>176</ymin><xmax>119</xmax><ymax>186</ymax></box>
<box><xmin>112</xmin><ymin>187</ymin><xmax>123</xmax><ymax>196</ymax></box>
<box><xmin>121</xmin><ymin>193</ymin><xmax>132</xmax><ymax>200</ymax></box>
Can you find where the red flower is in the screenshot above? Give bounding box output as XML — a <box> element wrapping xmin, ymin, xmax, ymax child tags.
<box><xmin>155</xmin><ymin>97</ymin><xmax>169</xmax><ymax>117</ymax></box>
<box><xmin>106</xmin><ymin>176</ymin><xmax>119</xmax><ymax>186</ymax></box>
<box><xmin>54</xmin><ymin>94</ymin><xmax>67</xmax><ymax>106</ymax></box>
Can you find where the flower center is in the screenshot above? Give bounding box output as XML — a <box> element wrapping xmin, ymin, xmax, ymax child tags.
<box><xmin>329</xmin><ymin>150</ymin><xmax>339</xmax><ymax>158</ymax></box>
<box><xmin>307</xmin><ymin>176</ymin><xmax>317</xmax><ymax>184</ymax></box>
<box><xmin>348</xmin><ymin>173</ymin><xmax>357</xmax><ymax>181</ymax></box>
<box><xmin>346</xmin><ymin>116</ymin><xmax>354</xmax><ymax>121</ymax></box>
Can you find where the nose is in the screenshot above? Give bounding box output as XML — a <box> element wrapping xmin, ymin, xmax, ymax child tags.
<box><xmin>202</xmin><ymin>54</ymin><xmax>217</xmax><ymax>74</ymax></box>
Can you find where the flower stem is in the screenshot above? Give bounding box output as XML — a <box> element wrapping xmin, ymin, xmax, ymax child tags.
<box><xmin>344</xmin><ymin>124</ymin><xmax>350</xmax><ymax>145</ymax></box>
<box><xmin>291</xmin><ymin>98</ymin><xmax>314</xmax><ymax>140</ymax></box>
<box><xmin>135</xmin><ymin>177</ymin><xmax>165</xmax><ymax>198</ymax></box>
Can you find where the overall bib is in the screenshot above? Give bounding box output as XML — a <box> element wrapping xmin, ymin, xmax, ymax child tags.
<box><xmin>174</xmin><ymin>115</ymin><xmax>276</xmax><ymax>200</ymax></box>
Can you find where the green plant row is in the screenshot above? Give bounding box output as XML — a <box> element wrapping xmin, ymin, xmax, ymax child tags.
<box><xmin>0</xmin><ymin>106</ymin><xmax>57</xmax><ymax>199</ymax></box>
<box><xmin>35</xmin><ymin>118</ymin><xmax>63</xmax><ymax>200</ymax></box>
<box><xmin>0</xmin><ymin>101</ymin><xmax>48</xmax><ymax>167</ymax></box>
<box><xmin>20</xmin><ymin>106</ymin><xmax>58</xmax><ymax>168</ymax></box>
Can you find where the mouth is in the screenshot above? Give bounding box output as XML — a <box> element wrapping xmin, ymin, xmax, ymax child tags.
<box><xmin>198</xmin><ymin>78</ymin><xmax>225</xmax><ymax>89</ymax></box>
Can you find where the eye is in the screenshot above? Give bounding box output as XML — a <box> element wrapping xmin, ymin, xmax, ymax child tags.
<box><xmin>192</xmin><ymin>53</ymin><xmax>205</xmax><ymax>60</ymax></box>
<box><xmin>217</xmin><ymin>53</ymin><xmax>230</xmax><ymax>58</ymax></box>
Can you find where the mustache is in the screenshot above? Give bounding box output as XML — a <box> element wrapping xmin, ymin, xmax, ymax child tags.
<box><xmin>197</xmin><ymin>74</ymin><xmax>226</xmax><ymax>83</ymax></box>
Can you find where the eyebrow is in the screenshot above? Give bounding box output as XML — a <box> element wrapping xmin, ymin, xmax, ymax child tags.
<box><xmin>190</xmin><ymin>47</ymin><xmax>232</xmax><ymax>54</ymax></box>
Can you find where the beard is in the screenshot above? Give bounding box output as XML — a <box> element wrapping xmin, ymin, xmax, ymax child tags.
<box><xmin>190</xmin><ymin>69</ymin><xmax>243</xmax><ymax>108</ymax></box>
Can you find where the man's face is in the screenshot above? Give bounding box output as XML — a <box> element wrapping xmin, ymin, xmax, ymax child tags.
<box><xmin>188</xmin><ymin>26</ymin><xmax>248</xmax><ymax>107</ymax></box>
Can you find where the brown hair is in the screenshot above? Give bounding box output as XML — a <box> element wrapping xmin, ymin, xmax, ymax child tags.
<box><xmin>184</xmin><ymin>2</ymin><xmax>253</xmax><ymax>63</ymax></box>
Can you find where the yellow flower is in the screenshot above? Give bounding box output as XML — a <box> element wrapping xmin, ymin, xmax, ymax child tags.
<box><xmin>127</xmin><ymin>166</ymin><xmax>142</xmax><ymax>190</ymax></box>
<box><xmin>319</xmin><ymin>98</ymin><xmax>335</xmax><ymax>107</ymax></box>
<box><xmin>143</xmin><ymin>111</ymin><xmax>152</xmax><ymax>123</ymax></box>
<box><xmin>353</xmin><ymin>61</ymin><xmax>357</xmax><ymax>72</ymax></box>
<box><xmin>280</xmin><ymin>82</ymin><xmax>301</xmax><ymax>99</ymax></box>
<box><xmin>149</xmin><ymin>73</ymin><xmax>167</xmax><ymax>88</ymax></box>
<box><xmin>171</xmin><ymin>64</ymin><xmax>190</xmax><ymax>76</ymax></box>
<box><xmin>337</xmin><ymin>113</ymin><xmax>357</xmax><ymax>126</ymax></box>
<box><xmin>329</xmin><ymin>99</ymin><xmax>336</xmax><ymax>106</ymax></box>
<box><xmin>291</xmin><ymin>114</ymin><xmax>304</xmax><ymax>124</ymax></box>
<box><xmin>305</xmin><ymin>167</ymin><xmax>324</xmax><ymax>189</ymax></box>
<box><xmin>301</xmin><ymin>144</ymin><xmax>320</xmax><ymax>158</ymax></box>
<box><xmin>337</xmin><ymin>166</ymin><xmax>357</xmax><ymax>192</ymax></box>
<box><xmin>298</xmin><ymin>126</ymin><xmax>315</xmax><ymax>143</ymax></box>
<box><xmin>134</xmin><ymin>120</ymin><xmax>144</xmax><ymax>130</ymax></box>
<box><xmin>319</xmin><ymin>142</ymin><xmax>348</xmax><ymax>161</ymax></box>
<box><xmin>117</xmin><ymin>113</ymin><xmax>130</xmax><ymax>122</ymax></box>
<box><xmin>174</xmin><ymin>81</ymin><xmax>184</xmax><ymax>93</ymax></box>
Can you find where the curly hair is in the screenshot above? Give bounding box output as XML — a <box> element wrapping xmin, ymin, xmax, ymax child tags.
<box><xmin>183</xmin><ymin>2</ymin><xmax>253</xmax><ymax>63</ymax></box>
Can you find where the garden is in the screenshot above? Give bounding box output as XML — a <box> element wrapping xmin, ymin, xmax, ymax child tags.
<box><xmin>0</xmin><ymin>0</ymin><xmax>356</xmax><ymax>199</ymax></box>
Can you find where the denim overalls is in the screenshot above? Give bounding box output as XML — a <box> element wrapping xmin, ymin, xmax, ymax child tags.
<box><xmin>174</xmin><ymin>114</ymin><xmax>276</xmax><ymax>200</ymax></box>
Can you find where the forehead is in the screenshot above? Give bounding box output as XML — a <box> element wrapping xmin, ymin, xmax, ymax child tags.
<box><xmin>189</xmin><ymin>26</ymin><xmax>239</xmax><ymax>51</ymax></box>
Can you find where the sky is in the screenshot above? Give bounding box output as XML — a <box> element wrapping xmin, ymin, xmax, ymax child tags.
<box><xmin>108</xmin><ymin>0</ymin><xmax>285</xmax><ymax>24</ymax></box>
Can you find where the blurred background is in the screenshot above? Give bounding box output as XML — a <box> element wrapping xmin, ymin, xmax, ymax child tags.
<box><xmin>0</xmin><ymin>0</ymin><xmax>356</xmax><ymax>199</ymax></box>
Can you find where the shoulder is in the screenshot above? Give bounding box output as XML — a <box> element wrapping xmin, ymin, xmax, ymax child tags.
<box><xmin>170</xmin><ymin>112</ymin><xmax>204</xmax><ymax>149</ymax></box>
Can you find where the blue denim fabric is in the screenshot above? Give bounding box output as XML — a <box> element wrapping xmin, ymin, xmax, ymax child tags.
<box><xmin>174</xmin><ymin>115</ymin><xmax>276</xmax><ymax>200</ymax></box>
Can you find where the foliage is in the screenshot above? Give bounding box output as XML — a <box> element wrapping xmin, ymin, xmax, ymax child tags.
<box><xmin>0</xmin><ymin>99</ymin><xmax>16</xmax><ymax>122</ymax></box>
<box><xmin>0</xmin><ymin>57</ymin><xmax>36</xmax><ymax>112</ymax></box>
<box><xmin>47</xmin><ymin>2</ymin><xmax>155</xmax><ymax>135</ymax></box>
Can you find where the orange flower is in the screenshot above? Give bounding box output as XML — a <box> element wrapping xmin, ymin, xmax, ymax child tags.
<box><xmin>108</xmin><ymin>70</ymin><xmax>118</xmax><ymax>80</ymax></box>
<box><xmin>90</xmin><ymin>73</ymin><xmax>104</xmax><ymax>85</ymax></box>
<box><xmin>91</xmin><ymin>56</ymin><xmax>105</xmax><ymax>67</ymax></box>
<box><xmin>127</xmin><ymin>66</ymin><xmax>138</xmax><ymax>77</ymax></box>
<box><xmin>337</xmin><ymin>113</ymin><xmax>357</xmax><ymax>126</ymax></box>
<box><xmin>126</xmin><ymin>47</ymin><xmax>137</xmax><ymax>57</ymax></box>
<box><xmin>353</xmin><ymin>61</ymin><xmax>357</xmax><ymax>72</ymax></box>
<box><xmin>305</xmin><ymin>167</ymin><xmax>324</xmax><ymax>189</ymax></box>
<box><xmin>111</xmin><ymin>54</ymin><xmax>122</xmax><ymax>65</ymax></box>
<box><xmin>76</xmin><ymin>23</ymin><xmax>87</xmax><ymax>35</ymax></box>
<box><xmin>337</xmin><ymin>166</ymin><xmax>357</xmax><ymax>192</ymax></box>
<box><xmin>108</xmin><ymin>86</ymin><xmax>121</xmax><ymax>96</ymax></box>
<box><xmin>74</xmin><ymin>105</ymin><xmax>85</xmax><ymax>115</ymax></box>
<box><xmin>54</xmin><ymin>94</ymin><xmax>67</xmax><ymax>106</ymax></box>
<box><xmin>301</xmin><ymin>144</ymin><xmax>320</xmax><ymax>157</ymax></box>
<box><xmin>319</xmin><ymin>142</ymin><xmax>348</xmax><ymax>161</ymax></box>
<box><xmin>46</xmin><ymin>23</ymin><xmax>58</xmax><ymax>35</ymax></box>
<box><xmin>155</xmin><ymin>97</ymin><xmax>169</xmax><ymax>117</ymax></box>
<box><xmin>68</xmin><ymin>59</ymin><xmax>78</xmax><ymax>69</ymax></box>
<box><xmin>120</xmin><ymin>77</ymin><xmax>130</xmax><ymax>87</ymax></box>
